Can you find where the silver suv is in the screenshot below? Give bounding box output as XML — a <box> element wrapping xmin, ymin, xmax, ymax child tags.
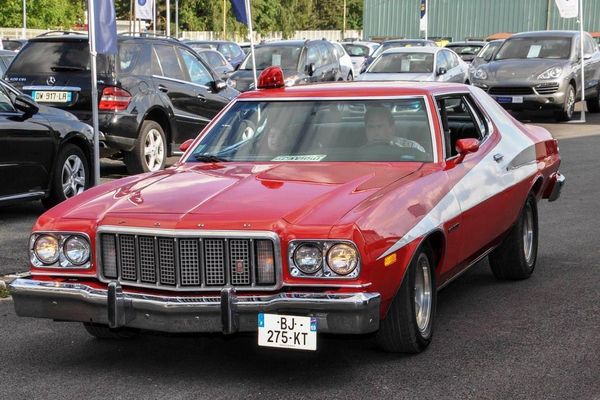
<box><xmin>470</xmin><ymin>30</ymin><xmax>600</xmax><ymax>121</ymax></box>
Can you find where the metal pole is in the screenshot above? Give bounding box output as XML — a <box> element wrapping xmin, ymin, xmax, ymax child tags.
<box><xmin>546</xmin><ymin>0</ymin><xmax>552</xmax><ymax>30</ymax></box>
<box><xmin>22</xmin><ymin>0</ymin><xmax>26</xmax><ymax>39</ymax></box>
<box><xmin>175</xmin><ymin>0</ymin><xmax>178</xmax><ymax>38</ymax></box>
<box><xmin>223</xmin><ymin>0</ymin><xmax>226</xmax><ymax>39</ymax></box>
<box><xmin>342</xmin><ymin>0</ymin><xmax>346</xmax><ymax>39</ymax></box>
<box><xmin>245</xmin><ymin>0</ymin><xmax>257</xmax><ymax>90</ymax></box>
<box><xmin>153</xmin><ymin>0</ymin><xmax>156</xmax><ymax>34</ymax></box>
<box><xmin>166</xmin><ymin>0</ymin><xmax>170</xmax><ymax>36</ymax></box>
<box><xmin>129</xmin><ymin>0</ymin><xmax>133</xmax><ymax>35</ymax></box>
<box><xmin>87</xmin><ymin>0</ymin><xmax>101</xmax><ymax>186</ymax></box>
<box><xmin>425</xmin><ymin>0</ymin><xmax>428</xmax><ymax>40</ymax></box>
<box><xmin>579</xmin><ymin>0</ymin><xmax>586</xmax><ymax>122</ymax></box>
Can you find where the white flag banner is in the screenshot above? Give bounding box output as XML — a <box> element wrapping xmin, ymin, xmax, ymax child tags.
<box><xmin>555</xmin><ymin>0</ymin><xmax>579</xmax><ymax>18</ymax></box>
<box><xmin>135</xmin><ymin>0</ymin><xmax>154</xmax><ymax>20</ymax></box>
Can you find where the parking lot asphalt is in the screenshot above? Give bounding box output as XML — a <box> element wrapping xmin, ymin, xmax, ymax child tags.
<box><xmin>0</xmin><ymin>111</ymin><xmax>599</xmax><ymax>399</ymax></box>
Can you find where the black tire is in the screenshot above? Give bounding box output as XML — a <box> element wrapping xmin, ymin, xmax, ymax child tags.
<box><xmin>42</xmin><ymin>144</ymin><xmax>89</xmax><ymax>209</ymax></box>
<box><xmin>376</xmin><ymin>245</ymin><xmax>436</xmax><ymax>353</ymax></box>
<box><xmin>347</xmin><ymin>72</ymin><xmax>353</xmax><ymax>81</ymax></box>
<box><xmin>586</xmin><ymin>84</ymin><xmax>600</xmax><ymax>113</ymax></box>
<box><xmin>83</xmin><ymin>322</ymin><xmax>139</xmax><ymax>340</ymax></box>
<box><xmin>554</xmin><ymin>84</ymin><xmax>576</xmax><ymax>122</ymax></box>
<box><xmin>124</xmin><ymin>120</ymin><xmax>167</xmax><ymax>174</ymax></box>
<box><xmin>489</xmin><ymin>194</ymin><xmax>538</xmax><ymax>280</ymax></box>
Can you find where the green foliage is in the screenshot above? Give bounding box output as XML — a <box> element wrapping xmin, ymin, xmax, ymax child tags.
<box><xmin>0</xmin><ymin>0</ymin><xmax>85</xmax><ymax>29</ymax></box>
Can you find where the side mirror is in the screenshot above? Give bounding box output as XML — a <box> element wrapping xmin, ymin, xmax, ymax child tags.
<box><xmin>213</xmin><ymin>79</ymin><xmax>227</xmax><ymax>92</ymax></box>
<box><xmin>454</xmin><ymin>138</ymin><xmax>479</xmax><ymax>164</ymax></box>
<box><xmin>437</xmin><ymin>67</ymin><xmax>447</xmax><ymax>76</ymax></box>
<box><xmin>179</xmin><ymin>139</ymin><xmax>194</xmax><ymax>153</ymax></box>
<box><xmin>360</xmin><ymin>64</ymin><xmax>367</xmax><ymax>73</ymax></box>
<box><xmin>14</xmin><ymin>94</ymin><xmax>39</xmax><ymax>117</ymax></box>
<box><xmin>307</xmin><ymin>63</ymin><xmax>316</xmax><ymax>76</ymax></box>
<box><xmin>584</xmin><ymin>53</ymin><xmax>593</xmax><ymax>60</ymax></box>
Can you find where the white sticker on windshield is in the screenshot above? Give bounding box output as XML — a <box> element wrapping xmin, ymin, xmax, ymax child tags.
<box><xmin>527</xmin><ymin>45</ymin><xmax>542</xmax><ymax>58</ymax></box>
<box><xmin>272</xmin><ymin>54</ymin><xmax>282</xmax><ymax>66</ymax></box>
<box><xmin>401</xmin><ymin>58</ymin><xmax>411</xmax><ymax>72</ymax></box>
<box><xmin>271</xmin><ymin>155</ymin><xmax>327</xmax><ymax>162</ymax></box>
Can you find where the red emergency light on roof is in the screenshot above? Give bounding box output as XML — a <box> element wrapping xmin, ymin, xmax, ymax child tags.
<box><xmin>257</xmin><ymin>66</ymin><xmax>285</xmax><ymax>89</ymax></box>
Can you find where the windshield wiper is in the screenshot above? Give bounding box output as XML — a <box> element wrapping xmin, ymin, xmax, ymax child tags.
<box><xmin>51</xmin><ymin>65</ymin><xmax>86</xmax><ymax>71</ymax></box>
<box><xmin>194</xmin><ymin>154</ymin><xmax>229</xmax><ymax>163</ymax></box>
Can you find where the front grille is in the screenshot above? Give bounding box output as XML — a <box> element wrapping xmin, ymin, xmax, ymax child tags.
<box><xmin>99</xmin><ymin>232</ymin><xmax>278</xmax><ymax>291</ymax></box>
<box><xmin>535</xmin><ymin>83</ymin><xmax>560</xmax><ymax>95</ymax></box>
<box><xmin>488</xmin><ymin>86</ymin><xmax>534</xmax><ymax>95</ymax></box>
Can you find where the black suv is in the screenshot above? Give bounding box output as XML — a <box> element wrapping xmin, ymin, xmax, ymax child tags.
<box><xmin>227</xmin><ymin>39</ymin><xmax>345</xmax><ymax>92</ymax></box>
<box><xmin>4</xmin><ymin>33</ymin><xmax>239</xmax><ymax>173</ymax></box>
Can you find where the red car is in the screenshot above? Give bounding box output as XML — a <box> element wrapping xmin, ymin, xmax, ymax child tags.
<box><xmin>10</xmin><ymin>68</ymin><xmax>564</xmax><ymax>353</ymax></box>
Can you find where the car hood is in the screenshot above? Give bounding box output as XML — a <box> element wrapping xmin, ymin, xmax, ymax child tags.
<box><xmin>358</xmin><ymin>72</ymin><xmax>434</xmax><ymax>82</ymax></box>
<box><xmin>483</xmin><ymin>59</ymin><xmax>569</xmax><ymax>80</ymax></box>
<box><xmin>62</xmin><ymin>162</ymin><xmax>422</xmax><ymax>229</ymax></box>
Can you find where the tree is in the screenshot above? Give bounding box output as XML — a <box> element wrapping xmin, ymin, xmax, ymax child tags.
<box><xmin>0</xmin><ymin>0</ymin><xmax>84</xmax><ymax>29</ymax></box>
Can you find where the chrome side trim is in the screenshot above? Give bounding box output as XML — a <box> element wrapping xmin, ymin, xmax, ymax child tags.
<box><xmin>437</xmin><ymin>246</ymin><xmax>495</xmax><ymax>291</ymax></box>
<box><xmin>0</xmin><ymin>191</ymin><xmax>45</xmax><ymax>202</ymax></box>
<box><xmin>22</xmin><ymin>86</ymin><xmax>82</xmax><ymax>91</ymax></box>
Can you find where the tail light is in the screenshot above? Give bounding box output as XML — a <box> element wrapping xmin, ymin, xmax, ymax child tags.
<box><xmin>99</xmin><ymin>86</ymin><xmax>131</xmax><ymax>111</ymax></box>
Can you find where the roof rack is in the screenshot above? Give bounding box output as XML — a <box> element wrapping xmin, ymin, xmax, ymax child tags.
<box><xmin>117</xmin><ymin>32</ymin><xmax>179</xmax><ymax>41</ymax></box>
<box><xmin>36</xmin><ymin>30</ymin><xmax>86</xmax><ymax>37</ymax></box>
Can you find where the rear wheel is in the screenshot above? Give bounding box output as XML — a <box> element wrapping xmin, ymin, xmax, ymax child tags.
<box><xmin>376</xmin><ymin>245</ymin><xmax>436</xmax><ymax>353</ymax></box>
<box><xmin>42</xmin><ymin>144</ymin><xmax>89</xmax><ymax>209</ymax></box>
<box><xmin>83</xmin><ymin>322</ymin><xmax>139</xmax><ymax>340</ymax></box>
<box><xmin>555</xmin><ymin>84</ymin><xmax>576</xmax><ymax>122</ymax></box>
<box><xmin>124</xmin><ymin>120</ymin><xmax>167</xmax><ymax>174</ymax></box>
<box><xmin>489</xmin><ymin>194</ymin><xmax>538</xmax><ymax>280</ymax></box>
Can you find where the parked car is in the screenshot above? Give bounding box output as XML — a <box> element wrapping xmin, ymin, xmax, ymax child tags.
<box><xmin>342</xmin><ymin>41</ymin><xmax>380</xmax><ymax>77</ymax></box>
<box><xmin>358</xmin><ymin>47</ymin><xmax>469</xmax><ymax>83</ymax></box>
<box><xmin>193</xmin><ymin>48</ymin><xmax>235</xmax><ymax>79</ymax></box>
<box><xmin>5</xmin><ymin>33</ymin><xmax>239</xmax><ymax>173</ymax></box>
<box><xmin>0</xmin><ymin>50</ymin><xmax>15</xmax><ymax>75</ymax></box>
<box><xmin>2</xmin><ymin>39</ymin><xmax>27</xmax><ymax>52</ymax></box>
<box><xmin>365</xmin><ymin>39</ymin><xmax>438</xmax><ymax>70</ymax></box>
<box><xmin>471</xmin><ymin>30</ymin><xmax>600</xmax><ymax>121</ymax></box>
<box><xmin>445</xmin><ymin>41</ymin><xmax>486</xmax><ymax>63</ymax></box>
<box><xmin>227</xmin><ymin>39</ymin><xmax>345</xmax><ymax>92</ymax></box>
<box><xmin>0</xmin><ymin>79</ymin><xmax>93</xmax><ymax>208</ymax></box>
<box><xmin>185</xmin><ymin>40</ymin><xmax>246</xmax><ymax>69</ymax></box>
<box><xmin>9</xmin><ymin>69</ymin><xmax>564</xmax><ymax>354</ymax></box>
<box><xmin>331</xmin><ymin>41</ymin><xmax>354</xmax><ymax>80</ymax></box>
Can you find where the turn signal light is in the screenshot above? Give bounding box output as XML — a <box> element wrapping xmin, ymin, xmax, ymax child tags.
<box><xmin>99</xmin><ymin>86</ymin><xmax>132</xmax><ymax>111</ymax></box>
<box><xmin>256</xmin><ymin>240</ymin><xmax>275</xmax><ymax>284</ymax></box>
<box><xmin>257</xmin><ymin>66</ymin><xmax>285</xmax><ymax>89</ymax></box>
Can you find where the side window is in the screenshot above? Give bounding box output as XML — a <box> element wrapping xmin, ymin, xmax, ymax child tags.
<box><xmin>208</xmin><ymin>51</ymin><xmax>227</xmax><ymax>67</ymax></box>
<box><xmin>584</xmin><ymin>36</ymin><xmax>596</xmax><ymax>56</ymax></box>
<box><xmin>436</xmin><ymin>94</ymin><xmax>487</xmax><ymax>158</ymax></box>
<box><xmin>436</xmin><ymin>51</ymin><xmax>449</xmax><ymax>70</ymax></box>
<box><xmin>319</xmin><ymin>43</ymin><xmax>333</xmax><ymax>65</ymax></box>
<box><xmin>150</xmin><ymin>46</ymin><xmax>163</xmax><ymax>75</ymax></box>
<box><xmin>179</xmin><ymin>48</ymin><xmax>214</xmax><ymax>87</ymax></box>
<box><xmin>0</xmin><ymin>86</ymin><xmax>15</xmax><ymax>112</ymax></box>
<box><xmin>154</xmin><ymin>45</ymin><xmax>185</xmax><ymax>80</ymax></box>
<box><xmin>307</xmin><ymin>45</ymin><xmax>320</xmax><ymax>67</ymax></box>
<box><xmin>448</xmin><ymin>52</ymin><xmax>459</xmax><ymax>68</ymax></box>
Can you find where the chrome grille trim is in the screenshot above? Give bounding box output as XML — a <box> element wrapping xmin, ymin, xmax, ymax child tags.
<box><xmin>95</xmin><ymin>226</ymin><xmax>282</xmax><ymax>292</ymax></box>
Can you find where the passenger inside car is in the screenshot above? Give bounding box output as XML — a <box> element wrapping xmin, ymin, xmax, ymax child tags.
<box><xmin>364</xmin><ymin>106</ymin><xmax>427</xmax><ymax>153</ymax></box>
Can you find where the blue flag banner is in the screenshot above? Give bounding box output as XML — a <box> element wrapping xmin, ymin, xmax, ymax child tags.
<box><xmin>419</xmin><ymin>0</ymin><xmax>427</xmax><ymax>32</ymax></box>
<box><xmin>94</xmin><ymin>0</ymin><xmax>118</xmax><ymax>55</ymax></box>
<box><xmin>231</xmin><ymin>0</ymin><xmax>249</xmax><ymax>26</ymax></box>
<box><xmin>420</xmin><ymin>0</ymin><xmax>426</xmax><ymax>18</ymax></box>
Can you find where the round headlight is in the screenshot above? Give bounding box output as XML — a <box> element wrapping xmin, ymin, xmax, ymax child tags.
<box><xmin>33</xmin><ymin>235</ymin><xmax>60</xmax><ymax>264</ymax></box>
<box><xmin>326</xmin><ymin>244</ymin><xmax>359</xmax><ymax>276</ymax></box>
<box><xmin>63</xmin><ymin>236</ymin><xmax>90</xmax><ymax>265</ymax></box>
<box><xmin>293</xmin><ymin>243</ymin><xmax>323</xmax><ymax>274</ymax></box>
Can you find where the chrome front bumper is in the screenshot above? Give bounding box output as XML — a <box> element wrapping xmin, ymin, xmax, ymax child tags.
<box><xmin>9</xmin><ymin>279</ymin><xmax>381</xmax><ymax>335</ymax></box>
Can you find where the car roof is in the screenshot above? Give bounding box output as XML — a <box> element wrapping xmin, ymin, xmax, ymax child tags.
<box><xmin>186</xmin><ymin>40</ymin><xmax>236</xmax><ymax>45</ymax></box>
<box><xmin>256</xmin><ymin>40</ymin><xmax>308</xmax><ymax>47</ymax></box>
<box><xmin>384</xmin><ymin>39</ymin><xmax>433</xmax><ymax>44</ymax></box>
<box><xmin>510</xmin><ymin>30</ymin><xmax>579</xmax><ymax>38</ymax></box>
<box><xmin>237</xmin><ymin>81</ymin><xmax>467</xmax><ymax>99</ymax></box>
<box><xmin>446</xmin><ymin>41</ymin><xmax>486</xmax><ymax>46</ymax></box>
<box><xmin>381</xmin><ymin>47</ymin><xmax>443</xmax><ymax>55</ymax></box>
<box><xmin>28</xmin><ymin>33</ymin><xmax>180</xmax><ymax>45</ymax></box>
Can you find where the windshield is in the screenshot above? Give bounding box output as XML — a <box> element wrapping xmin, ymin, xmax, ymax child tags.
<box><xmin>368</xmin><ymin>52</ymin><xmax>433</xmax><ymax>73</ymax></box>
<box><xmin>372</xmin><ymin>41</ymin><xmax>428</xmax><ymax>59</ymax></box>
<box><xmin>477</xmin><ymin>41</ymin><xmax>502</xmax><ymax>61</ymax></box>
<box><xmin>446</xmin><ymin>45</ymin><xmax>483</xmax><ymax>56</ymax></box>
<box><xmin>495</xmin><ymin>37</ymin><xmax>572</xmax><ymax>60</ymax></box>
<box><xmin>240</xmin><ymin>45</ymin><xmax>303</xmax><ymax>71</ymax></box>
<box><xmin>343</xmin><ymin>44</ymin><xmax>369</xmax><ymax>57</ymax></box>
<box><xmin>187</xmin><ymin>99</ymin><xmax>433</xmax><ymax>163</ymax></box>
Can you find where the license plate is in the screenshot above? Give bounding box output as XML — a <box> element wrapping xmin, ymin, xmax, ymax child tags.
<box><xmin>258</xmin><ymin>313</ymin><xmax>317</xmax><ymax>351</ymax></box>
<box><xmin>32</xmin><ymin>91</ymin><xmax>72</xmax><ymax>103</ymax></box>
<box><xmin>496</xmin><ymin>96</ymin><xmax>523</xmax><ymax>104</ymax></box>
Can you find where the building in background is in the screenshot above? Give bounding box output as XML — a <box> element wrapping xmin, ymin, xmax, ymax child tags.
<box><xmin>363</xmin><ymin>0</ymin><xmax>600</xmax><ymax>42</ymax></box>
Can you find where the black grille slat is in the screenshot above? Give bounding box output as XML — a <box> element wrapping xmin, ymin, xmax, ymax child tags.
<box><xmin>489</xmin><ymin>86</ymin><xmax>534</xmax><ymax>95</ymax></box>
<box><xmin>100</xmin><ymin>233</ymin><xmax>275</xmax><ymax>290</ymax></box>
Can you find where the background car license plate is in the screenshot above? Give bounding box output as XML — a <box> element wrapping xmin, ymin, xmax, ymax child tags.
<box><xmin>496</xmin><ymin>96</ymin><xmax>523</xmax><ymax>104</ymax></box>
<box><xmin>258</xmin><ymin>313</ymin><xmax>317</xmax><ymax>351</ymax></box>
<box><xmin>32</xmin><ymin>91</ymin><xmax>72</xmax><ymax>103</ymax></box>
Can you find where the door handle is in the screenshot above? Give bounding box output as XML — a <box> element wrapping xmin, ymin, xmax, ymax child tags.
<box><xmin>493</xmin><ymin>153</ymin><xmax>504</xmax><ymax>162</ymax></box>
<box><xmin>197</xmin><ymin>93</ymin><xmax>207</xmax><ymax>102</ymax></box>
<box><xmin>158</xmin><ymin>84</ymin><xmax>168</xmax><ymax>93</ymax></box>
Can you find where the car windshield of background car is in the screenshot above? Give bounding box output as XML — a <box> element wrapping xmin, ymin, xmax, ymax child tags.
<box><xmin>477</xmin><ymin>42</ymin><xmax>501</xmax><ymax>60</ymax></box>
<box><xmin>240</xmin><ymin>45</ymin><xmax>302</xmax><ymax>71</ymax></box>
<box><xmin>187</xmin><ymin>99</ymin><xmax>433</xmax><ymax>163</ymax></box>
<box><xmin>371</xmin><ymin>41</ymin><xmax>425</xmax><ymax>59</ymax></box>
<box><xmin>343</xmin><ymin>44</ymin><xmax>369</xmax><ymax>57</ymax></box>
<box><xmin>9</xmin><ymin>41</ymin><xmax>109</xmax><ymax>74</ymax></box>
<box><xmin>369</xmin><ymin>53</ymin><xmax>434</xmax><ymax>73</ymax></box>
<box><xmin>447</xmin><ymin>45</ymin><xmax>483</xmax><ymax>55</ymax></box>
<box><xmin>495</xmin><ymin>37</ymin><xmax>572</xmax><ymax>60</ymax></box>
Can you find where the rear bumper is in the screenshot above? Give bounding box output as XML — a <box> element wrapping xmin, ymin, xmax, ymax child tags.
<box><xmin>9</xmin><ymin>279</ymin><xmax>381</xmax><ymax>335</ymax></box>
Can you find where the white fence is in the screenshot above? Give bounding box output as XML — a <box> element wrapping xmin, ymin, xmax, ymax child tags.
<box><xmin>180</xmin><ymin>30</ymin><xmax>363</xmax><ymax>42</ymax></box>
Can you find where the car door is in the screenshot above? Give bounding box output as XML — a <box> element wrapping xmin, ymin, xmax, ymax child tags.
<box><xmin>177</xmin><ymin>47</ymin><xmax>230</xmax><ymax>144</ymax></box>
<box><xmin>0</xmin><ymin>86</ymin><xmax>56</xmax><ymax>199</ymax></box>
<box><xmin>152</xmin><ymin>44</ymin><xmax>207</xmax><ymax>146</ymax></box>
<box><xmin>582</xmin><ymin>35</ymin><xmax>600</xmax><ymax>94</ymax></box>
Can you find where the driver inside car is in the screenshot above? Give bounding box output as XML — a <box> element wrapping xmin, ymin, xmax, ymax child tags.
<box><xmin>364</xmin><ymin>106</ymin><xmax>426</xmax><ymax>153</ymax></box>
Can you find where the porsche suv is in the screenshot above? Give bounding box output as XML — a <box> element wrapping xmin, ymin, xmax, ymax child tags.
<box><xmin>4</xmin><ymin>33</ymin><xmax>239</xmax><ymax>173</ymax></box>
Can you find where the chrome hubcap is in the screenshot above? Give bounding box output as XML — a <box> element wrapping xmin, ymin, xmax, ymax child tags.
<box><xmin>523</xmin><ymin>203</ymin><xmax>534</xmax><ymax>263</ymax></box>
<box><xmin>61</xmin><ymin>154</ymin><xmax>85</xmax><ymax>198</ymax></box>
<box><xmin>414</xmin><ymin>253</ymin><xmax>432</xmax><ymax>334</ymax></box>
<box><xmin>144</xmin><ymin>129</ymin><xmax>165</xmax><ymax>171</ymax></box>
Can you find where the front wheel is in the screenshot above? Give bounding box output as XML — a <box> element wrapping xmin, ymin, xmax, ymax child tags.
<box><xmin>42</xmin><ymin>144</ymin><xmax>89</xmax><ymax>209</ymax></box>
<box><xmin>376</xmin><ymin>245</ymin><xmax>436</xmax><ymax>353</ymax></box>
<box><xmin>488</xmin><ymin>194</ymin><xmax>538</xmax><ymax>280</ymax></box>
<box><xmin>555</xmin><ymin>84</ymin><xmax>576</xmax><ymax>122</ymax></box>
